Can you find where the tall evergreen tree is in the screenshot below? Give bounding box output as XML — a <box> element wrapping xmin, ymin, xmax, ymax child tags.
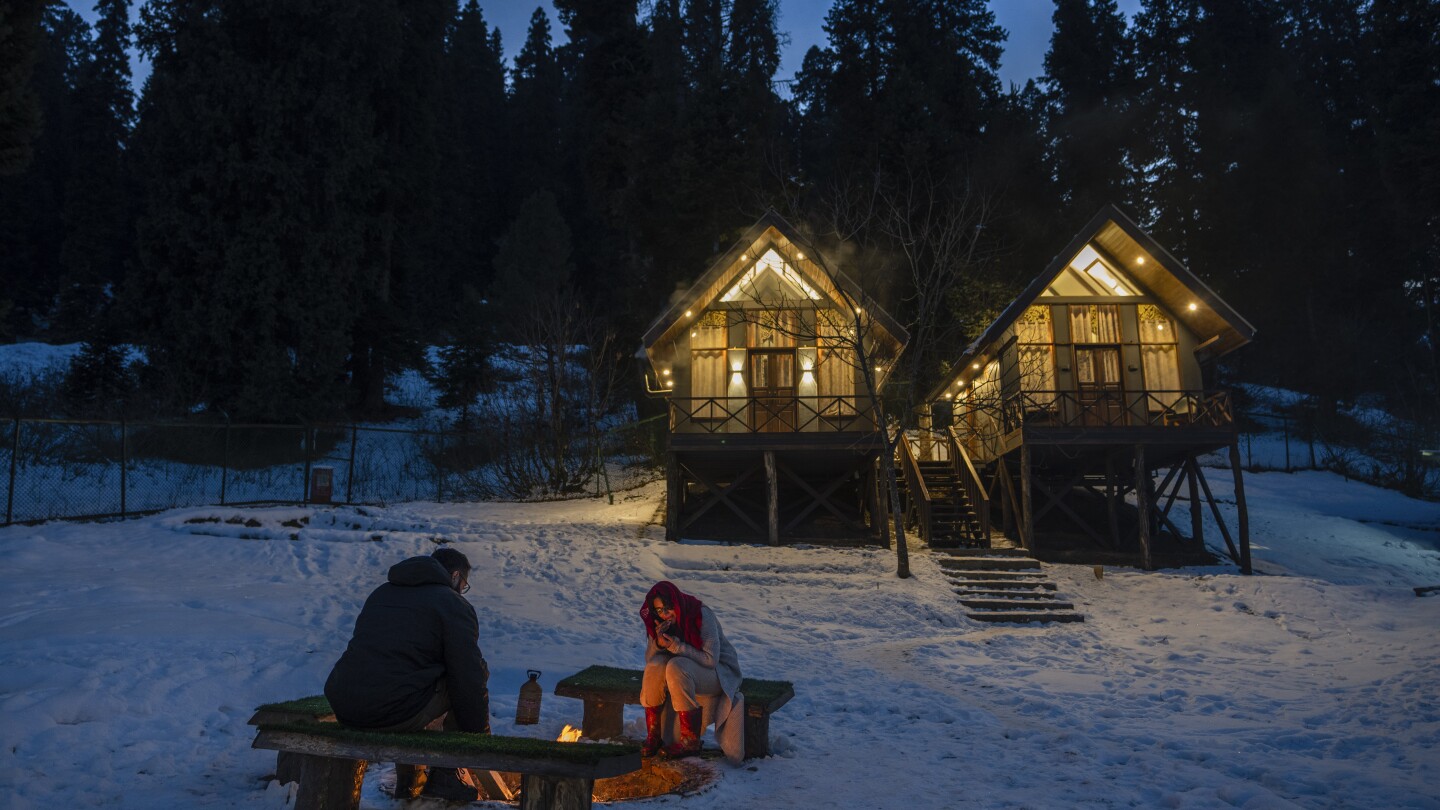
<box><xmin>55</xmin><ymin>0</ymin><xmax>135</xmax><ymax>338</ymax></box>
<box><xmin>129</xmin><ymin>0</ymin><xmax>388</xmax><ymax>419</ymax></box>
<box><xmin>1366</xmin><ymin>0</ymin><xmax>1440</xmax><ymax>412</ymax></box>
<box><xmin>441</xmin><ymin>1</ymin><xmax>509</xmax><ymax>322</ymax></box>
<box><xmin>510</xmin><ymin>7</ymin><xmax>564</xmax><ymax>197</ymax></box>
<box><xmin>0</xmin><ymin>5</ymin><xmax>90</xmax><ymax>338</ymax></box>
<box><xmin>0</xmin><ymin>0</ymin><xmax>47</xmax><ymax>177</ymax></box>
<box><xmin>1042</xmin><ymin>0</ymin><xmax>1135</xmax><ymax>218</ymax></box>
<box><xmin>551</xmin><ymin>0</ymin><xmax>650</xmax><ymax>331</ymax></box>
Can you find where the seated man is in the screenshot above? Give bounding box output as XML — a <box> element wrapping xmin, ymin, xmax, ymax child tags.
<box><xmin>325</xmin><ymin>547</ymin><xmax>491</xmax><ymax>802</ymax></box>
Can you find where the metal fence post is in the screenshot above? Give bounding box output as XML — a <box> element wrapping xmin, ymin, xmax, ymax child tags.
<box><xmin>435</xmin><ymin>430</ymin><xmax>445</xmax><ymax>504</ymax></box>
<box><xmin>120</xmin><ymin>418</ymin><xmax>128</xmax><ymax>519</ymax></box>
<box><xmin>6</xmin><ymin>418</ymin><xmax>18</xmax><ymax>525</ymax></box>
<box><xmin>346</xmin><ymin>424</ymin><xmax>357</xmax><ymax>504</ymax></box>
<box><xmin>302</xmin><ymin>425</ymin><xmax>313</xmax><ymax>505</ymax></box>
<box><xmin>220</xmin><ymin>417</ymin><xmax>230</xmax><ymax>506</ymax></box>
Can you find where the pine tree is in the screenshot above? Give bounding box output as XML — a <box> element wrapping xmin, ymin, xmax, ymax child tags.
<box><xmin>129</xmin><ymin>0</ymin><xmax>387</xmax><ymax>420</ymax></box>
<box><xmin>0</xmin><ymin>0</ymin><xmax>47</xmax><ymax>176</ymax></box>
<box><xmin>1042</xmin><ymin>0</ymin><xmax>1135</xmax><ymax>218</ymax></box>
<box><xmin>55</xmin><ymin>0</ymin><xmax>136</xmax><ymax>339</ymax></box>
<box><xmin>0</xmin><ymin>6</ymin><xmax>89</xmax><ymax>338</ymax></box>
<box><xmin>441</xmin><ymin>1</ymin><xmax>509</xmax><ymax>322</ymax></box>
<box><xmin>510</xmin><ymin>7</ymin><xmax>564</xmax><ymax>197</ymax></box>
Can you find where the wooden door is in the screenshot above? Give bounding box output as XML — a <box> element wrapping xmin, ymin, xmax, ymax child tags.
<box><xmin>1075</xmin><ymin>347</ymin><xmax>1125</xmax><ymax>426</ymax></box>
<box><xmin>749</xmin><ymin>350</ymin><xmax>796</xmax><ymax>432</ymax></box>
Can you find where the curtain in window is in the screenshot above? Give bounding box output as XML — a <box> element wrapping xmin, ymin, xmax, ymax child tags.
<box><xmin>1070</xmin><ymin>304</ymin><xmax>1122</xmax><ymax>343</ymax></box>
<box><xmin>1016</xmin><ymin>306</ymin><xmax>1055</xmax><ymax>408</ymax></box>
<box><xmin>817</xmin><ymin>314</ymin><xmax>854</xmax><ymax>412</ymax></box>
<box><xmin>746</xmin><ymin>310</ymin><xmax>798</xmax><ymax>347</ymax></box>
<box><xmin>1141</xmin><ymin>346</ymin><xmax>1181</xmax><ymax>409</ymax></box>
<box><xmin>691</xmin><ymin>312</ymin><xmax>728</xmax><ymax>418</ymax></box>
<box><xmin>1137</xmin><ymin>305</ymin><xmax>1180</xmax><ymax>411</ymax></box>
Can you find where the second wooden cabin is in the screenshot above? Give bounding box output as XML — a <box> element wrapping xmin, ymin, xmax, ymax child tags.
<box><xmin>913</xmin><ymin>205</ymin><xmax>1257</xmax><ymax>570</ymax></box>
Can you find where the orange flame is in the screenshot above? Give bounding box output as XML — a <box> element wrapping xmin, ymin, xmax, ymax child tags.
<box><xmin>556</xmin><ymin>724</ymin><xmax>583</xmax><ymax>743</ymax></box>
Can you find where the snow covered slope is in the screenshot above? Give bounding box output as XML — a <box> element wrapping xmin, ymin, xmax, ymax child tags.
<box><xmin>0</xmin><ymin>471</ymin><xmax>1437</xmax><ymax>809</ymax></box>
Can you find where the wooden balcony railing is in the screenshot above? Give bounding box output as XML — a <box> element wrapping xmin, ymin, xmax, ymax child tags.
<box><xmin>977</xmin><ymin>389</ymin><xmax>1235</xmax><ymax>433</ymax></box>
<box><xmin>952</xmin><ymin>390</ymin><xmax>1235</xmax><ymax>461</ymax></box>
<box><xmin>668</xmin><ymin>396</ymin><xmax>879</xmax><ymax>435</ymax></box>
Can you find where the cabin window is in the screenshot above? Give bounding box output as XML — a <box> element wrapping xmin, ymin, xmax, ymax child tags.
<box><xmin>1016</xmin><ymin>306</ymin><xmax>1056</xmax><ymax>408</ymax></box>
<box><xmin>1041</xmin><ymin>245</ymin><xmax>1140</xmax><ymax>297</ymax></box>
<box><xmin>817</xmin><ymin>309</ymin><xmax>854</xmax><ymax>405</ymax></box>
<box><xmin>1070</xmin><ymin>304</ymin><xmax>1122</xmax><ymax>343</ymax></box>
<box><xmin>1138</xmin><ymin>304</ymin><xmax>1181</xmax><ymax>409</ymax></box>
<box><xmin>690</xmin><ymin>311</ymin><xmax>729</xmax><ymax>418</ymax></box>
<box><xmin>746</xmin><ymin>310</ymin><xmax>799</xmax><ymax>348</ymax></box>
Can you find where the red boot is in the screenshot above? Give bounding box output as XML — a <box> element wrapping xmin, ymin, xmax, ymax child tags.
<box><xmin>661</xmin><ymin>709</ymin><xmax>703</xmax><ymax>758</ymax></box>
<box><xmin>641</xmin><ymin>706</ymin><xmax>664</xmax><ymax>757</ymax></box>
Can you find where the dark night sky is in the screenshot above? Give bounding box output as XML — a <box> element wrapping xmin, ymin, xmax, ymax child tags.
<box><xmin>70</xmin><ymin>0</ymin><xmax>1145</xmax><ymax>95</ymax></box>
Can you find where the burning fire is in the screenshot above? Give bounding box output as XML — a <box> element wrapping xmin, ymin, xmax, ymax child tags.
<box><xmin>556</xmin><ymin>724</ymin><xmax>583</xmax><ymax>743</ymax></box>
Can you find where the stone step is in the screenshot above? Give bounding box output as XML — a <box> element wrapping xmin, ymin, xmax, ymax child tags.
<box><xmin>960</xmin><ymin>598</ymin><xmax>1075</xmax><ymax>611</ymax></box>
<box><xmin>967</xmin><ymin>611</ymin><xmax>1086</xmax><ymax>624</ymax></box>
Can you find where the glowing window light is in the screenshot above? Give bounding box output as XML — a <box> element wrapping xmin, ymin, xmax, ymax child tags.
<box><xmin>720</xmin><ymin>248</ymin><xmax>822</xmax><ymax>302</ymax></box>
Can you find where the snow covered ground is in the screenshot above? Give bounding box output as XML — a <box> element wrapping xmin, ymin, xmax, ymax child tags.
<box><xmin>2</xmin><ymin>466</ymin><xmax>1438</xmax><ymax>809</ymax></box>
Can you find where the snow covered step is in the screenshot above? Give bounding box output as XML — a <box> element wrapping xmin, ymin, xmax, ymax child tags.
<box><xmin>933</xmin><ymin>547</ymin><xmax>1031</xmax><ymax>558</ymax></box>
<box><xmin>936</xmin><ymin>555</ymin><xmax>1041</xmax><ymax>571</ymax></box>
<box><xmin>940</xmin><ymin>567</ymin><xmax>1049</xmax><ymax>580</ymax></box>
<box><xmin>968</xmin><ymin>611</ymin><xmax>1085</xmax><ymax>624</ymax></box>
<box><xmin>953</xmin><ymin>589</ymin><xmax>1059</xmax><ymax>600</ymax></box>
<box><xmin>950</xmin><ymin>578</ymin><xmax>1058</xmax><ymax>591</ymax></box>
<box><xmin>960</xmin><ymin>598</ymin><xmax>1075</xmax><ymax>611</ymax></box>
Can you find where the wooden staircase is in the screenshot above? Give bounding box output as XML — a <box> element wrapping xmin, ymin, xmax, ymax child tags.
<box><xmin>934</xmin><ymin>548</ymin><xmax>1085</xmax><ymax>624</ymax></box>
<box><xmin>914</xmin><ymin>459</ymin><xmax>988</xmax><ymax>547</ymax></box>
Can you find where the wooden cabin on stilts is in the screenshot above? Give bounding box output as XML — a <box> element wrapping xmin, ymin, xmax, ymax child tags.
<box><xmin>913</xmin><ymin>205</ymin><xmax>1256</xmax><ymax>571</ymax></box>
<box><xmin>642</xmin><ymin>212</ymin><xmax>909</xmax><ymax>546</ymax></box>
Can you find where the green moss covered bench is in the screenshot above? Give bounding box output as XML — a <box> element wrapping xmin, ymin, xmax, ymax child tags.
<box><xmin>248</xmin><ymin>697</ymin><xmax>640</xmax><ymax>810</ymax></box>
<box><xmin>553</xmin><ymin>665</ymin><xmax>795</xmax><ymax>758</ymax></box>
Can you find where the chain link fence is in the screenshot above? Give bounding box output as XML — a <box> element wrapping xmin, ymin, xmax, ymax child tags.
<box><xmin>2</xmin><ymin>414</ymin><xmax>668</xmax><ymax>525</ymax></box>
<box><xmin>1236</xmin><ymin>405</ymin><xmax>1440</xmax><ymax>499</ymax></box>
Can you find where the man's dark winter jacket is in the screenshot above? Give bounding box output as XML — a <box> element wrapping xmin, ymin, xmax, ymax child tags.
<box><xmin>324</xmin><ymin>556</ymin><xmax>490</xmax><ymax>731</ymax></box>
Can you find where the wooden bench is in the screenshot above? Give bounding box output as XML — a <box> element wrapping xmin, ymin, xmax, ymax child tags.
<box><xmin>249</xmin><ymin>697</ymin><xmax>640</xmax><ymax>810</ymax></box>
<box><xmin>554</xmin><ymin>665</ymin><xmax>794</xmax><ymax>758</ymax></box>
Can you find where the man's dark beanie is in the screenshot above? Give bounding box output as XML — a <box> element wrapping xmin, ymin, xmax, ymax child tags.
<box><xmin>431</xmin><ymin>547</ymin><xmax>471</xmax><ymax>575</ymax></box>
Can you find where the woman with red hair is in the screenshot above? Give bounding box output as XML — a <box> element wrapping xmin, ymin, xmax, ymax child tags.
<box><xmin>639</xmin><ymin>581</ymin><xmax>743</xmax><ymax>759</ymax></box>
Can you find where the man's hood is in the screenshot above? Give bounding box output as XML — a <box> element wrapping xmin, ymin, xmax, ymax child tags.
<box><xmin>387</xmin><ymin>556</ymin><xmax>452</xmax><ymax>587</ymax></box>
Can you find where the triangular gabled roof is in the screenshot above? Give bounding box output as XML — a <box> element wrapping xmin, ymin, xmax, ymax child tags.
<box><xmin>641</xmin><ymin>210</ymin><xmax>910</xmax><ymax>356</ymax></box>
<box><xmin>923</xmin><ymin>204</ymin><xmax>1256</xmax><ymax>403</ymax></box>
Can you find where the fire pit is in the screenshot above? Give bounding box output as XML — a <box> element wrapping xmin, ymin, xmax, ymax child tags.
<box><xmin>496</xmin><ymin>724</ymin><xmax>721</xmax><ymax>802</ymax></box>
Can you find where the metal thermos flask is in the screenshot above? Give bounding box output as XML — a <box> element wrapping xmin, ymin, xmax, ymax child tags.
<box><xmin>515</xmin><ymin>670</ymin><xmax>542</xmax><ymax>725</ymax></box>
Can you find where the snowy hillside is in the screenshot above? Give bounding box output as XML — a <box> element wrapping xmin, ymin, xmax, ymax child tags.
<box><xmin>1</xmin><ymin>467</ymin><xmax>1438</xmax><ymax>809</ymax></box>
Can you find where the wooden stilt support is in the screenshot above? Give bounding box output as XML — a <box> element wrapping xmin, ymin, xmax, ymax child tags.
<box><xmin>1135</xmin><ymin>444</ymin><xmax>1152</xmax><ymax>570</ymax></box>
<box><xmin>1020</xmin><ymin>445</ymin><xmax>1034</xmax><ymax>553</ymax></box>
<box><xmin>1187</xmin><ymin>455</ymin><xmax>1203</xmax><ymax>549</ymax></box>
<box><xmin>999</xmin><ymin>458</ymin><xmax>1014</xmax><ymax>541</ymax></box>
<box><xmin>875</xmin><ymin>458</ymin><xmax>891</xmax><ymax>548</ymax></box>
<box><xmin>665</xmin><ymin>453</ymin><xmax>681</xmax><ymax>542</ymax></box>
<box><xmin>764</xmin><ymin>451</ymin><xmax>779</xmax><ymax>546</ymax></box>
<box><xmin>1229</xmin><ymin>442</ymin><xmax>1252</xmax><ymax>574</ymax></box>
<box><xmin>1105</xmin><ymin>454</ymin><xmax>1120</xmax><ymax>551</ymax></box>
